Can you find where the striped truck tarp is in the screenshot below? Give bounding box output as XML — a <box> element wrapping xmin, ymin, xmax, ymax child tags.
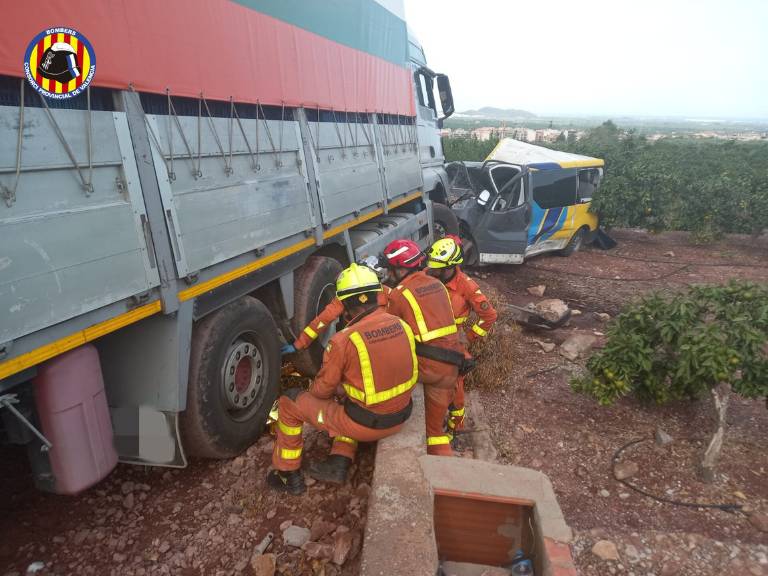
<box><xmin>0</xmin><ymin>0</ymin><xmax>414</xmax><ymax>115</ymax></box>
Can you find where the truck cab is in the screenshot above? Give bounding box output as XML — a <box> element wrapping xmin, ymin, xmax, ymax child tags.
<box><xmin>408</xmin><ymin>31</ymin><xmax>455</xmax><ymax>208</ymax></box>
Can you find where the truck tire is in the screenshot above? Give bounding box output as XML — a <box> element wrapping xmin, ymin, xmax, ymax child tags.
<box><xmin>290</xmin><ymin>256</ymin><xmax>344</xmax><ymax>376</ymax></box>
<box><xmin>432</xmin><ymin>202</ymin><xmax>460</xmax><ymax>239</ymax></box>
<box><xmin>181</xmin><ymin>297</ymin><xmax>280</xmax><ymax>459</ymax></box>
<box><xmin>558</xmin><ymin>227</ymin><xmax>588</xmax><ymax>257</ymax></box>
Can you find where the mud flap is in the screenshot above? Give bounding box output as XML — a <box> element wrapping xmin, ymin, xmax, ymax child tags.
<box><xmin>592</xmin><ymin>228</ymin><xmax>617</xmax><ymax>250</ymax></box>
<box><xmin>112</xmin><ymin>405</ymin><xmax>187</xmax><ymax>467</ymax></box>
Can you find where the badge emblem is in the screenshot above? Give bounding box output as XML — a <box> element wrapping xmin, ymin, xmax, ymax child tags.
<box><xmin>24</xmin><ymin>27</ymin><xmax>96</xmax><ymax>99</ymax></box>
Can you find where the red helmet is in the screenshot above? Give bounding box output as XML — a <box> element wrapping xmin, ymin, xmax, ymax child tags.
<box><xmin>382</xmin><ymin>239</ymin><xmax>425</xmax><ymax>269</ymax></box>
<box><xmin>444</xmin><ymin>234</ymin><xmax>463</xmax><ymax>246</ymax></box>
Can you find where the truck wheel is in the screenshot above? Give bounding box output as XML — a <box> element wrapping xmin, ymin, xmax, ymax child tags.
<box><xmin>291</xmin><ymin>256</ymin><xmax>344</xmax><ymax>376</ymax></box>
<box><xmin>432</xmin><ymin>202</ymin><xmax>460</xmax><ymax>238</ymax></box>
<box><xmin>182</xmin><ymin>297</ymin><xmax>280</xmax><ymax>459</ymax></box>
<box><xmin>558</xmin><ymin>227</ymin><xmax>587</xmax><ymax>257</ymax></box>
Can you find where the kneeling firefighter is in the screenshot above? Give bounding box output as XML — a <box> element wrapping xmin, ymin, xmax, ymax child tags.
<box><xmin>426</xmin><ymin>236</ymin><xmax>497</xmax><ymax>437</ymax></box>
<box><xmin>380</xmin><ymin>239</ymin><xmax>465</xmax><ymax>456</ymax></box>
<box><xmin>281</xmin><ymin>257</ymin><xmax>390</xmax><ymax>355</ymax></box>
<box><xmin>268</xmin><ymin>264</ymin><xmax>418</xmax><ymax>494</ymax></box>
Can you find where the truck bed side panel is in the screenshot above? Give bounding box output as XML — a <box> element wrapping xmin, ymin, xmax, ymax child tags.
<box><xmin>0</xmin><ymin>106</ymin><xmax>160</xmax><ymax>344</ymax></box>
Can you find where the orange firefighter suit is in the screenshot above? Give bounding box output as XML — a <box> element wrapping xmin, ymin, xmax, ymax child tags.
<box><xmin>273</xmin><ymin>307</ymin><xmax>417</xmax><ymax>471</ymax></box>
<box><xmin>386</xmin><ymin>270</ymin><xmax>462</xmax><ymax>456</ymax></box>
<box><xmin>293</xmin><ymin>288</ymin><xmax>390</xmax><ymax>350</ymax></box>
<box><xmin>444</xmin><ymin>268</ymin><xmax>497</xmax><ymax>432</ymax></box>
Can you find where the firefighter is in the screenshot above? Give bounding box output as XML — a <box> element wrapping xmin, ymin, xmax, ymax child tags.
<box><xmin>426</xmin><ymin>236</ymin><xmax>497</xmax><ymax>437</ymax></box>
<box><xmin>267</xmin><ymin>264</ymin><xmax>418</xmax><ymax>494</ymax></box>
<box><xmin>281</xmin><ymin>257</ymin><xmax>389</xmax><ymax>355</ymax></box>
<box><xmin>380</xmin><ymin>239</ymin><xmax>464</xmax><ymax>456</ymax></box>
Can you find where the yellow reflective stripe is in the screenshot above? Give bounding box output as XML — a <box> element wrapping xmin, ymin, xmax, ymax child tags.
<box><xmin>401</xmin><ymin>288</ymin><xmax>457</xmax><ymax>343</ymax></box>
<box><xmin>471</xmin><ymin>323</ymin><xmax>488</xmax><ymax>337</ymax></box>
<box><xmin>455</xmin><ymin>316</ymin><xmax>468</xmax><ymax>324</ymax></box>
<box><xmin>447</xmin><ymin>419</ymin><xmax>456</xmax><ymax>429</ymax></box>
<box><xmin>343</xmin><ymin>383</ymin><xmax>366</xmax><ymax>402</ymax></box>
<box><xmin>278</xmin><ymin>421</ymin><xmax>302</xmax><ymax>436</ymax></box>
<box><xmin>334</xmin><ymin>436</ymin><xmax>358</xmax><ymax>445</ymax></box>
<box><xmin>449</xmin><ymin>407</ymin><xmax>465</xmax><ymax>416</ymax></box>
<box><xmin>427</xmin><ymin>435</ymin><xmax>452</xmax><ymax>446</ymax></box>
<box><xmin>280</xmin><ymin>447</ymin><xmax>302</xmax><ymax>460</ymax></box>
<box><xmin>349</xmin><ymin>332</ymin><xmax>377</xmax><ymax>402</ymax></box>
<box><xmin>303</xmin><ymin>325</ymin><xmax>319</xmax><ymax>340</ymax></box>
<box><xmin>317</xmin><ymin>322</ymin><xmax>325</xmax><ymax>329</ymax></box>
<box><xmin>343</xmin><ymin>321</ymin><xmax>418</xmax><ymax>406</ymax></box>
<box><xmin>475</xmin><ymin>289</ymin><xmax>482</xmax><ymax>294</ymax></box>
<box><xmin>317</xmin><ymin>410</ymin><xmax>324</xmax><ymax>424</ymax></box>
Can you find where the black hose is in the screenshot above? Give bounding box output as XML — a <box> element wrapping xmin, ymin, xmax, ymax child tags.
<box><xmin>611</xmin><ymin>437</ymin><xmax>744</xmax><ymax>513</ymax></box>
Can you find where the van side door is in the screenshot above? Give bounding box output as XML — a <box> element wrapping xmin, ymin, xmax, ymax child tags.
<box><xmin>473</xmin><ymin>164</ymin><xmax>531</xmax><ymax>265</ymax></box>
<box><xmin>528</xmin><ymin>169</ymin><xmax>578</xmax><ymax>251</ymax></box>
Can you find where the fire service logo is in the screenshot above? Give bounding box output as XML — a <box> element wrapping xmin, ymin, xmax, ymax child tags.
<box><xmin>24</xmin><ymin>27</ymin><xmax>96</xmax><ymax>99</ymax></box>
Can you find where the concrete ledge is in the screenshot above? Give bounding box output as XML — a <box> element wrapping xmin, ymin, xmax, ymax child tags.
<box><xmin>362</xmin><ymin>389</ymin><xmax>577</xmax><ymax>576</ymax></box>
<box><xmin>360</xmin><ymin>385</ymin><xmax>437</xmax><ymax>576</ymax></box>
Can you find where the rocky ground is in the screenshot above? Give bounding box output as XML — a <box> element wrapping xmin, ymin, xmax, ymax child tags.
<box><xmin>474</xmin><ymin>230</ymin><xmax>768</xmax><ymax>575</ymax></box>
<box><xmin>2</xmin><ymin>229</ymin><xmax>767</xmax><ymax>576</ymax></box>
<box><xmin>1</xmin><ymin>432</ymin><xmax>370</xmax><ymax>576</ymax></box>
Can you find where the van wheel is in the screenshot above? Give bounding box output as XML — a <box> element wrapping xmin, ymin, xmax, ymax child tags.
<box><xmin>181</xmin><ymin>297</ymin><xmax>280</xmax><ymax>459</ymax></box>
<box><xmin>558</xmin><ymin>227</ymin><xmax>587</xmax><ymax>257</ymax></box>
<box><xmin>432</xmin><ymin>202</ymin><xmax>460</xmax><ymax>238</ymax></box>
<box><xmin>291</xmin><ymin>256</ymin><xmax>344</xmax><ymax>376</ymax></box>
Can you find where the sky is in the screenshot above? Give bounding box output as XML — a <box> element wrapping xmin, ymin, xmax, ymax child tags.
<box><xmin>403</xmin><ymin>0</ymin><xmax>768</xmax><ymax>119</ymax></box>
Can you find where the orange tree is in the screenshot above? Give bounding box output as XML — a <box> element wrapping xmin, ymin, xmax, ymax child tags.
<box><xmin>572</xmin><ymin>280</ymin><xmax>768</xmax><ymax>479</ymax></box>
<box><xmin>555</xmin><ymin>123</ymin><xmax>768</xmax><ymax>241</ymax></box>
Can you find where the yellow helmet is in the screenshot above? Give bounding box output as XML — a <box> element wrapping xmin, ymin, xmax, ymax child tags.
<box><xmin>427</xmin><ymin>237</ymin><xmax>463</xmax><ymax>269</ymax></box>
<box><xmin>335</xmin><ymin>263</ymin><xmax>382</xmax><ymax>302</ymax></box>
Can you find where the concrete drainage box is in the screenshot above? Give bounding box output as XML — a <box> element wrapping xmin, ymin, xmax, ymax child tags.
<box><xmin>421</xmin><ymin>456</ymin><xmax>577</xmax><ymax>576</ymax></box>
<box><xmin>434</xmin><ymin>490</ymin><xmax>537</xmax><ymax>573</ymax></box>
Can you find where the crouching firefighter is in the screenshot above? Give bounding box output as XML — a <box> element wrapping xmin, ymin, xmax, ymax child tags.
<box><xmin>381</xmin><ymin>239</ymin><xmax>465</xmax><ymax>456</ymax></box>
<box><xmin>426</xmin><ymin>236</ymin><xmax>497</xmax><ymax>437</ymax></box>
<box><xmin>267</xmin><ymin>264</ymin><xmax>418</xmax><ymax>494</ymax></box>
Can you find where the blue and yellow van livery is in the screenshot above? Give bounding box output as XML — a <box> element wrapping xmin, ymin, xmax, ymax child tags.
<box><xmin>446</xmin><ymin>139</ymin><xmax>604</xmax><ymax>265</ymax></box>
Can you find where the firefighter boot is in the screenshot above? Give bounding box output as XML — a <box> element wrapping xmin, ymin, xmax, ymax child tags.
<box><xmin>308</xmin><ymin>455</ymin><xmax>352</xmax><ymax>485</ymax></box>
<box><xmin>266</xmin><ymin>469</ymin><xmax>306</xmax><ymax>495</ymax></box>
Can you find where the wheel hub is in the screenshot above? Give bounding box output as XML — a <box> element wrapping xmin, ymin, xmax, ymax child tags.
<box><xmin>223</xmin><ymin>339</ymin><xmax>263</xmax><ymax>411</ymax></box>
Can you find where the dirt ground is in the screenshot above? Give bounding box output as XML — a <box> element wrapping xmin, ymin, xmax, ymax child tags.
<box><xmin>474</xmin><ymin>229</ymin><xmax>768</xmax><ymax>576</ymax></box>
<box><xmin>0</xmin><ymin>429</ymin><xmax>371</xmax><ymax>576</ymax></box>
<box><xmin>2</xmin><ymin>229</ymin><xmax>767</xmax><ymax>576</ymax></box>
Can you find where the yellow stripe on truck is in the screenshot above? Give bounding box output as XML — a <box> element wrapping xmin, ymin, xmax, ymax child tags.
<box><xmin>0</xmin><ymin>191</ymin><xmax>425</xmax><ymax>381</ymax></box>
<box><xmin>178</xmin><ymin>190</ymin><xmax>423</xmax><ymax>302</ymax></box>
<box><xmin>0</xmin><ymin>301</ymin><xmax>162</xmax><ymax>380</ymax></box>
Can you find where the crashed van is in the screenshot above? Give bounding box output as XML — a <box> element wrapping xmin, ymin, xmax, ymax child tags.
<box><xmin>446</xmin><ymin>138</ymin><xmax>604</xmax><ymax>265</ymax></box>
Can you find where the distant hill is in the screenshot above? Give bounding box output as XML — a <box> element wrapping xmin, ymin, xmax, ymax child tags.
<box><xmin>458</xmin><ymin>106</ymin><xmax>537</xmax><ymax>120</ymax></box>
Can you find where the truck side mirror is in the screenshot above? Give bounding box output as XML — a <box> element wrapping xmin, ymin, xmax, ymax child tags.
<box><xmin>477</xmin><ymin>189</ymin><xmax>491</xmax><ymax>206</ymax></box>
<box><xmin>436</xmin><ymin>74</ymin><xmax>454</xmax><ymax>119</ymax></box>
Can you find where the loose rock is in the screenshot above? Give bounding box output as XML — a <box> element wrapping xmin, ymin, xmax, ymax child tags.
<box><xmin>282</xmin><ymin>525</ymin><xmax>311</xmax><ymax>548</ymax></box>
<box><xmin>748</xmin><ymin>513</ymin><xmax>768</xmax><ymax>533</ymax></box>
<box><xmin>527</xmin><ymin>285</ymin><xmax>546</xmax><ymax>297</ymax></box>
<box><xmin>534</xmin><ymin>340</ymin><xmax>556</xmax><ymax>353</ymax></box>
<box><xmin>310</xmin><ymin>519</ymin><xmax>337</xmax><ymax>541</ymax></box>
<box><xmin>595</xmin><ymin>312</ymin><xmax>611</xmax><ymax>322</ymax></box>
<box><xmin>559</xmin><ymin>334</ymin><xmax>597</xmax><ymax>361</ymax></box>
<box><xmin>591</xmin><ymin>540</ymin><xmax>620</xmax><ymax>561</ymax></box>
<box><xmin>599</xmin><ymin>489</ymin><xmax>610</xmax><ymax>498</ymax></box>
<box><xmin>534</xmin><ymin>299</ymin><xmax>569</xmax><ymax>323</ymax></box>
<box><xmin>332</xmin><ymin>531</ymin><xmax>354</xmax><ymax>565</ymax></box>
<box><xmin>613</xmin><ymin>461</ymin><xmax>639</xmax><ymax>481</ymax></box>
<box><xmin>250</xmin><ymin>553</ymin><xmax>276</xmax><ymax>576</ymax></box>
<box><xmin>655</xmin><ymin>427</ymin><xmax>674</xmax><ymax>446</ymax></box>
<box><xmin>302</xmin><ymin>541</ymin><xmax>333</xmax><ymax>560</ymax></box>
<box><xmin>122</xmin><ymin>493</ymin><xmax>135</xmax><ymax>510</ymax></box>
